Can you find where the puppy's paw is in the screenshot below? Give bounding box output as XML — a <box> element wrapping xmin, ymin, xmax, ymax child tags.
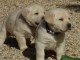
<box><xmin>0</xmin><ymin>42</ymin><xmax>3</xmax><ymax>46</ymax></box>
<box><xmin>46</xmin><ymin>57</ymin><xmax>53</xmax><ymax>60</ymax></box>
<box><xmin>20</xmin><ymin>46</ymin><xmax>28</xmax><ymax>51</ymax></box>
<box><xmin>0</xmin><ymin>39</ymin><xmax>5</xmax><ymax>46</ymax></box>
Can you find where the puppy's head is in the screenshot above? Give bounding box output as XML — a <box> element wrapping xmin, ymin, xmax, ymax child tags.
<box><xmin>45</xmin><ymin>8</ymin><xmax>71</xmax><ymax>32</ymax></box>
<box><xmin>22</xmin><ymin>4</ymin><xmax>45</xmax><ymax>27</ymax></box>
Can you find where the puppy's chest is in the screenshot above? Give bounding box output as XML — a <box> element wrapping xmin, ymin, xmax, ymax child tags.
<box><xmin>44</xmin><ymin>36</ymin><xmax>56</xmax><ymax>50</ymax></box>
<box><xmin>43</xmin><ymin>33</ymin><xmax>65</xmax><ymax>50</ymax></box>
<box><xmin>45</xmin><ymin>39</ymin><xmax>57</xmax><ymax>50</ymax></box>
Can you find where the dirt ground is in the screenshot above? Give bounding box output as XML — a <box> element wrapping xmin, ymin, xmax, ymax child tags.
<box><xmin>0</xmin><ymin>0</ymin><xmax>80</xmax><ymax>60</ymax></box>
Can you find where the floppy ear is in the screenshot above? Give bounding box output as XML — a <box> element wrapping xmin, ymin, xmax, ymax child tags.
<box><xmin>21</xmin><ymin>8</ymin><xmax>37</xmax><ymax>27</ymax></box>
<box><xmin>21</xmin><ymin>8</ymin><xmax>29</xmax><ymax>19</ymax></box>
<box><xmin>45</xmin><ymin>12</ymin><xmax>54</xmax><ymax>24</ymax></box>
<box><xmin>21</xmin><ymin>8</ymin><xmax>32</xmax><ymax>26</ymax></box>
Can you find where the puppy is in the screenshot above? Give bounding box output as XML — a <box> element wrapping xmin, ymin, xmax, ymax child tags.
<box><xmin>0</xmin><ymin>4</ymin><xmax>45</xmax><ymax>51</ymax></box>
<box><xmin>35</xmin><ymin>8</ymin><xmax>71</xmax><ymax>60</ymax></box>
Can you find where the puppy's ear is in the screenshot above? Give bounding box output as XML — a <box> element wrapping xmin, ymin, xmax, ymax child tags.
<box><xmin>45</xmin><ymin>12</ymin><xmax>54</xmax><ymax>24</ymax></box>
<box><xmin>21</xmin><ymin>8</ymin><xmax>33</xmax><ymax>26</ymax></box>
<box><xmin>22</xmin><ymin>8</ymin><xmax>37</xmax><ymax>27</ymax></box>
<box><xmin>22</xmin><ymin>8</ymin><xmax>29</xmax><ymax>18</ymax></box>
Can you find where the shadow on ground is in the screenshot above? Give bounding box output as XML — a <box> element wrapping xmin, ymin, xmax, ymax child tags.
<box><xmin>23</xmin><ymin>44</ymin><xmax>56</xmax><ymax>60</ymax></box>
<box><xmin>59</xmin><ymin>4</ymin><xmax>80</xmax><ymax>12</ymax></box>
<box><xmin>23</xmin><ymin>47</ymin><xmax>56</xmax><ymax>60</ymax></box>
<box><xmin>4</xmin><ymin>37</ymin><xmax>31</xmax><ymax>49</ymax></box>
<box><xmin>4</xmin><ymin>37</ymin><xmax>56</xmax><ymax>60</ymax></box>
<box><xmin>4</xmin><ymin>37</ymin><xmax>19</xmax><ymax>49</ymax></box>
<box><xmin>65</xmin><ymin>4</ymin><xmax>80</xmax><ymax>12</ymax></box>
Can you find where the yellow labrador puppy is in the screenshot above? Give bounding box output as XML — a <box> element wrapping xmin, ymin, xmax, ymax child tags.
<box><xmin>35</xmin><ymin>8</ymin><xmax>71</xmax><ymax>60</ymax></box>
<box><xmin>0</xmin><ymin>4</ymin><xmax>45</xmax><ymax>51</ymax></box>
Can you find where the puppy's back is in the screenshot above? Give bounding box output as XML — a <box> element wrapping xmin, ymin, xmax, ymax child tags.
<box><xmin>6</xmin><ymin>9</ymin><xmax>22</xmax><ymax>33</ymax></box>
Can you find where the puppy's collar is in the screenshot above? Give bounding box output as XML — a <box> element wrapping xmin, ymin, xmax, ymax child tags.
<box><xmin>45</xmin><ymin>21</ymin><xmax>55</xmax><ymax>34</ymax></box>
<box><xmin>45</xmin><ymin>21</ymin><xmax>61</xmax><ymax>35</ymax></box>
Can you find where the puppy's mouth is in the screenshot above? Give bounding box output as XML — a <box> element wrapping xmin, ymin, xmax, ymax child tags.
<box><xmin>60</xmin><ymin>29</ymin><xmax>71</xmax><ymax>32</ymax></box>
<box><xmin>60</xmin><ymin>30</ymin><xmax>67</xmax><ymax>32</ymax></box>
<box><xmin>55</xmin><ymin>30</ymin><xmax>65</xmax><ymax>33</ymax></box>
<box><xmin>59</xmin><ymin>27</ymin><xmax>71</xmax><ymax>32</ymax></box>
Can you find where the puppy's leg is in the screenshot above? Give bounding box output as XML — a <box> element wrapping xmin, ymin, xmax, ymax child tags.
<box><xmin>36</xmin><ymin>42</ymin><xmax>45</xmax><ymax>60</ymax></box>
<box><xmin>56</xmin><ymin>42</ymin><xmax>65</xmax><ymax>60</ymax></box>
<box><xmin>0</xmin><ymin>26</ymin><xmax>6</xmax><ymax>46</ymax></box>
<box><xmin>14</xmin><ymin>31</ymin><xmax>27</xmax><ymax>51</ymax></box>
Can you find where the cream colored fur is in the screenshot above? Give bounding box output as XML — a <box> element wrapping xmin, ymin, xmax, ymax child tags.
<box><xmin>35</xmin><ymin>8</ymin><xmax>71</xmax><ymax>60</ymax></box>
<box><xmin>0</xmin><ymin>4</ymin><xmax>45</xmax><ymax>51</ymax></box>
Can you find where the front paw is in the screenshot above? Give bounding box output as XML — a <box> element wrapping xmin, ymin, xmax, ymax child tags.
<box><xmin>20</xmin><ymin>46</ymin><xmax>28</xmax><ymax>51</ymax></box>
<box><xmin>46</xmin><ymin>57</ymin><xmax>53</xmax><ymax>60</ymax></box>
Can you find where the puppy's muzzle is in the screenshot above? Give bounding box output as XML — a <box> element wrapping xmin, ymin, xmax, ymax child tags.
<box><xmin>67</xmin><ymin>23</ymin><xmax>71</xmax><ymax>30</ymax></box>
<box><xmin>35</xmin><ymin>17</ymin><xmax>45</xmax><ymax>26</ymax></box>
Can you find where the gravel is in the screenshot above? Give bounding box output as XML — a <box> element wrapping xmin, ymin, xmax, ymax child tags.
<box><xmin>0</xmin><ymin>0</ymin><xmax>80</xmax><ymax>60</ymax></box>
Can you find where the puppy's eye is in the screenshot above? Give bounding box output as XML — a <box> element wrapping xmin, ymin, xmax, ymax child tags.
<box><xmin>68</xmin><ymin>17</ymin><xmax>70</xmax><ymax>20</ymax></box>
<box><xmin>34</xmin><ymin>12</ymin><xmax>38</xmax><ymax>15</ymax></box>
<box><xmin>59</xmin><ymin>18</ymin><xmax>63</xmax><ymax>21</ymax></box>
<box><xmin>44</xmin><ymin>12</ymin><xmax>45</xmax><ymax>14</ymax></box>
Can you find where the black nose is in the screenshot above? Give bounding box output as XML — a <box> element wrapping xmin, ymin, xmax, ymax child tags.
<box><xmin>67</xmin><ymin>23</ymin><xmax>71</xmax><ymax>30</ymax></box>
<box><xmin>42</xmin><ymin>17</ymin><xmax>45</xmax><ymax>20</ymax></box>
